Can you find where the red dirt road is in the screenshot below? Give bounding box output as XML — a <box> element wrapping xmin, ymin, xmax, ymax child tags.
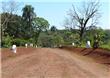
<box><xmin>1</xmin><ymin>47</ymin><xmax>110</xmax><ymax>78</ymax></box>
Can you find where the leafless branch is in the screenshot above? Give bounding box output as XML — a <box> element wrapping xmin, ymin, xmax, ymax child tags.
<box><xmin>65</xmin><ymin>1</ymin><xmax>100</xmax><ymax>40</ymax></box>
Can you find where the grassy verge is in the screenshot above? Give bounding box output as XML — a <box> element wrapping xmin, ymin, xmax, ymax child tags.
<box><xmin>81</xmin><ymin>44</ymin><xmax>110</xmax><ymax>51</ymax></box>
<box><xmin>100</xmin><ymin>45</ymin><xmax>110</xmax><ymax>51</ymax></box>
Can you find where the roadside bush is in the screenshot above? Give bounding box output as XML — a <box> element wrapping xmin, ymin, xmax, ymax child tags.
<box><xmin>63</xmin><ymin>41</ymin><xmax>72</xmax><ymax>45</ymax></box>
<box><xmin>2</xmin><ymin>35</ymin><xmax>13</xmax><ymax>48</ymax></box>
<box><xmin>37</xmin><ymin>35</ymin><xmax>54</xmax><ymax>47</ymax></box>
<box><xmin>53</xmin><ymin>35</ymin><xmax>64</xmax><ymax>47</ymax></box>
<box><xmin>100</xmin><ymin>40</ymin><xmax>110</xmax><ymax>50</ymax></box>
<box><xmin>13</xmin><ymin>38</ymin><xmax>28</xmax><ymax>46</ymax></box>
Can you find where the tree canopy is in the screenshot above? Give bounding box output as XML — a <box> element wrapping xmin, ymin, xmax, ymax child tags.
<box><xmin>65</xmin><ymin>1</ymin><xmax>100</xmax><ymax>42</ymax></box>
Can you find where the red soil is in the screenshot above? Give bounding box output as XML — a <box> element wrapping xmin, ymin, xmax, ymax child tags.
<box><xmin>60</xmin><ymin>46</ymin><xmax>110</xmax><ymax>64</ymax></box>
<box><xmin>1</xmin><ymin>47</ymin><xmax>110</xmax><ymax>78</ymax></box>
<box><xmin>1</xmin><ymin>47</ymin><xmax>37</xmax><ymax>61</ymax></box>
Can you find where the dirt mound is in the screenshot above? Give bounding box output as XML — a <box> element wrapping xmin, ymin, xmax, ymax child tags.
<box><xmin>60</xmin><ymin>46</ymin><xmax>110</xmax><ymax>64</ymax></box>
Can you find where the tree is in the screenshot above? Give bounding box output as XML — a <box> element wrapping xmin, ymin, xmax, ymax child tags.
<box><xmin>1</xmin><ymin>0</ymin><xmax>19</xmax><ymax>26</ymax></box>
<box><xmin>1</xmin><ymin>13</ymin><xmax>23</xmax><ymax>38</ymax></box>
<box><xmin>1</xmin><ymin>13</ymin><xmax>27</xmax><ymax>47</ymax></box>
<box><xmin>93</xmin><ymin>28</ymin><xmax>105</xmax><ymax>48</ymax></box>
<box><xmin>33</xmin><ymin>17</ymin><xmax>50</xmax><ymax>44</ymax></box>
<box><xmin>50</xmin><ymin>26</ymin><xmax>57</xmax><ymax>32</ymax></box>
<box><xmin>65</xmin><ymin>1</ymin><xmax>100</xmax><ymax>42</ymax></box>
<box><xmin>85</xmin><ymin>26</ymin><xmax>106</xmax><ymax>48</ymax></box>
<box><xmin>1</xmin><ymin>0</ymin><xmax>20</xmax><ymax>41</ymax></box>
<box><xmin>37</xmin><ymin>34</ymin><xmax>54</xmax><ymax>47</ymax></box>
<box><xmin>2</xmin><ymin>35</ymin><xmax>13</xmax><ymax>48</ymax></box>
<box><xmin>22</xmin><ymin>5</ymin><xmax>36</xmax><ymax>39</ymax></box>
<box><xmin>1</xmin><ymin>0</ymin><xmax>21</xmax><ymax>47</ymax></box>
<box><xmin>53</xmin><ymin>35</ymin><xmax>64</xmax><ymax>47</ymax></box>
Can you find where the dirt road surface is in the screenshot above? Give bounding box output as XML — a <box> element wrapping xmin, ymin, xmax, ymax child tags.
<box><xmin>1</xmin><ymin>48</ymin><xmax>110</xmax><ymax>78</ymax></box>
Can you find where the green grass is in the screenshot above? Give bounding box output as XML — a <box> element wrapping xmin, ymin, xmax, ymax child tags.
<box><xmin>100</xmin><ymin>45</ymin><xmax>110</xmax><ymax>51</ymax></box>
<box><xmin>80</xmin><ymin>44</ymin><xmax>110</xmax><ymax>51</ymax></box>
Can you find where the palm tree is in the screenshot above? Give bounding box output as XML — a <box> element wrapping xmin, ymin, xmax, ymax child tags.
<box><xmin>22</xmin><ymin>5</ymin><xmax>36</xmax><ymax>38</ymax></box>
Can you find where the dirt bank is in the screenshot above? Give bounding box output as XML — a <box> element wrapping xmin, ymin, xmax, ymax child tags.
<box><xmin>60</xmin><ymin>46</ymin><xmax>110</xmax><ymax>64</ymax></box>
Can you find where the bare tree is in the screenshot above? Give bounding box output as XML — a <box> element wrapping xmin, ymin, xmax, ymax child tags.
<box><xmin>1</xmin><ymin>0</ymin><xmax>20</xmax><ymax>26</ymax></box>
<box><xmin>65</xmin><ymin>1</ymin><xmax>100</xmax><ymax>42</ymax></box>
<box><xmin>0</xmin><ymin>0</ymin><xmax>20</xmax><ymax>46</ymax></box>
<box><xmin>1</xmin><ymin>0</ymin><xmax>20</xmax><ymax>36</ymax></box>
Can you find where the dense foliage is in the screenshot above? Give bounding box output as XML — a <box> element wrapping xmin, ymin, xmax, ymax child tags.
<box><xmin>1</xmin><ymin>5</ymin><xmax>49</xmax><ymax>47</ymax></box>
<box><xmin>1</xmin><ymin>3</ymin><xmax>110</xmax><ymax>50</ymax></box>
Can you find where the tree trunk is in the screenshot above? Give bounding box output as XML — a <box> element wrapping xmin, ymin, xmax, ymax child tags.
<box><xmin>34</xmin><ymin>30</ymin><xmax>41</xmax><ymax>45</ymax></box>
<box><xmin>79</xmin><ymin>27</ymin><xmax>84</xmax><ymax>41</ymax></box>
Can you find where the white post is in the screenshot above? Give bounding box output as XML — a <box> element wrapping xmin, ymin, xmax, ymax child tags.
<box><xmin>30</xmin><ymin>43</ymin><xmax>33</xmax><ymax>47</ymax></box>
<box><xmin>36</xmin><ymin>45</ymin><xmax>37</xmax><ymax>48</ymax></box>
<box><xmin>72</xmin><ymin>42</ymin><xmax>74</xmax><ymax>46</ymax></box>
<box><xmin>12</xmin><ymin>45</ymin><xmax>17</xmax><ymax>53</ymax></box>
<box><xmin>86</xmin><ymin>41</ymin><xmax>91</xmax><ymax>48</ymax></box>
<box><xmin>25</xmin><ymin>43</ymin><xmax>28</xmax><ymax>48</ymax></box>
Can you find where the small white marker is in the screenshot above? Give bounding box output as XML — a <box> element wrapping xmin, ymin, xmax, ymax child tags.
<box><xmin>25</xmin><ymin>43</ymin><xmax>28</xmax><ymax>48</ymax></box>
<box><xmin>12</xmin><ymin>45</ymin><xmax>17</xmax><ymax>53</ymax></box>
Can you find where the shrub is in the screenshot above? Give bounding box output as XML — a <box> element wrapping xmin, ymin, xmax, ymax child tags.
<box><xmin>2</xmin><ymin>35</ymin><xmax>13</xmax><ymax>48</ymax></box>
<box><xmin>13</xmin><ymin>38</ymin><xmax>28</xmax><ymax>46</ymax></box>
